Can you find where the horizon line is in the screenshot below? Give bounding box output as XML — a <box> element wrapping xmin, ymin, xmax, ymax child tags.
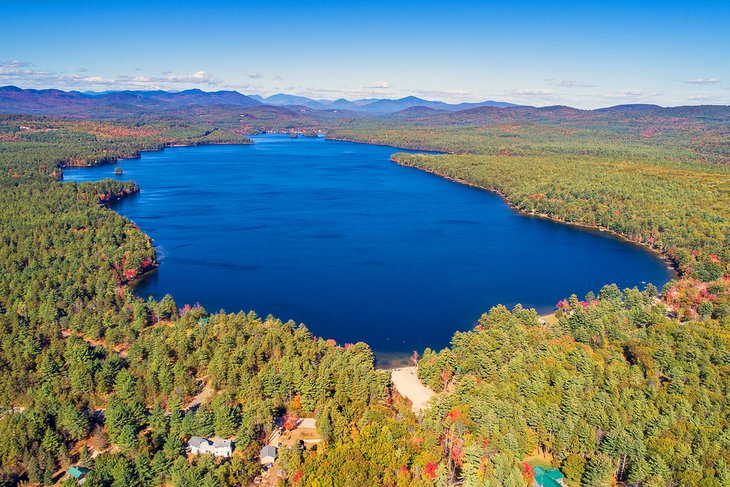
<box><xmin>4</xmin><ymin>84</ymin><xmax>730</xmax><ymax>111</ymax></box>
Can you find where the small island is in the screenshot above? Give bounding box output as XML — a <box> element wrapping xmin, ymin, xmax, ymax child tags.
<box><xmin>114</xmin><ymin>167</ymin><xmax>123</xmax><ymax>175</ymax></box>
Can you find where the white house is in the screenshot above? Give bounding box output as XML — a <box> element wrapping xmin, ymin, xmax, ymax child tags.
<box><xmin>209</xmin><ymin>437</ymin><xmax>233</xmax><ymax>457</ymax></box>
<box><xmin>187</xmin><ymin>436</ymin><xmax>208</xmax><ymax>455</ymax></box>
<box><xmin>187</xmin><ymin>436</ymin><xmax>234</xmax><ymax>457</ymax></box>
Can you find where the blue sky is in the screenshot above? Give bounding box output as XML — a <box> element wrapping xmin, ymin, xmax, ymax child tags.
<box><xmin>0</xmin><ymin>0</ymin><xmax>728</xmax><ymax>108</ymax></box>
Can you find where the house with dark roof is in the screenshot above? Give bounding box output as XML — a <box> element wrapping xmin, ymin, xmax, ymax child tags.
<box><xmin>533</xmin><ymin>466</ymin><xmax>566</xmax><ymax>487</ymax></box>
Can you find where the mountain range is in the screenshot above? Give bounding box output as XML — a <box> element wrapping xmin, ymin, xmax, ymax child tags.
<box><xmin>0</xmin><ymin>86</ymin><xmax>519</xmax><ymax>115</ymax></box>
<box><xmin>2</xmin><ymin>86</ymin><xmax>730</xmax><ymax>123</ymax></box>
<box><xmin>249</xmin><ymin>93</ymin><xmax>520</xmax><ymax>112</ymax></box>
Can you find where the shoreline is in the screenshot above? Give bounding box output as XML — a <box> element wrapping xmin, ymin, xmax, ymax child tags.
<box><xmin>60</xmin><ymin>139</ymin><xmax>254</xmax><ymax>287</ymax></box>
<box><xmin>324</xmin><ymin>134</ymin><xmax>450</xmax><ymax>155</ymax></box>
<box><xmin>325</xmin><ymin>133</ymin><xmax>677</xmax><ymax>279</ymax></box>
<box><xmin>59</xmin><ymin>139</ymin><xmax>252</xmax><ymax>170</ymax></box>
<box><xmin>391</xmin><ymin>156</ymin><xmax>679</xmax><ymax>279</ymax></box>
<box><xmin>61</xmin><ymin>135</ymin><xmax>678</xmax><ymax>362</ymax></box>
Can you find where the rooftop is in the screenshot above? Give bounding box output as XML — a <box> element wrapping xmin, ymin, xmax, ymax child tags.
<box><xmin>188</xmin><ymin>436</ymin><xmax>208</xmax><ymax>448</ymax></box>
<box><xmin>67</xmin><ymin>466</ymin><xmax>90</xmax><ymax>479</ymax></box>
<box><xmin>260</xmin><ymin>445</ymin><xmax>277</xmax><ymax>459</ymax></box>
<box><xmin>534</xmin><ymin>466</ymin><xmax>565</xmax><ymax>487</ymax></box>
<box><xmin>211</xmin><ymin>437</ymin><xmax>232</xmax><ymax>448</ymax></box>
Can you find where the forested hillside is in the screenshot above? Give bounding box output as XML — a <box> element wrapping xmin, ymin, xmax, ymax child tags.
<box><xmin>0</xmin><ymin>110</ymin><xmax>728</xmax><ymax>486</ymax></box>
<box><xmin>417</xmin><ymin>293</ymin><xmax>730</xmax><ymax>486</ymax></box>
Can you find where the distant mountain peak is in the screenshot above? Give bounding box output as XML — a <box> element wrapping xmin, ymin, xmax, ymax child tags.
<box><xmin>0</xmin><ymin>86</ymin><xmax>262</xmax><ymax>115</ymax></box>
<box><xmin>596</xmin><ymin>103</ymin><xmax>664</xmax><ymax>112</ymax></box>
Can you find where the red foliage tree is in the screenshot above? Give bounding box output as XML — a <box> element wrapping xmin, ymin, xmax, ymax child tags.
<box><xmin>283</xmin><ymin>414</ymin><xmax>299</xmax><ymax>431</ymax></box>
<box><xmin>522</xmin><ymin>462</ymin><xmax>535</xmax><ymax>483</ymax></box>
<box><xmin>424</xmin><ymin>462</ymin><xmax>438</xmax><ymax>480</ymax></box>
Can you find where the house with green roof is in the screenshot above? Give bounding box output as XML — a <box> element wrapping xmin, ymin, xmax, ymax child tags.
<box><xmin>533</xmin><ymin>466</ymin><xmax>566</xmax><ymax>487</ymax></box>
<box><xmin>67</xmin><ymin>466</ymin><xmax>90</xmax><ymax>484</ymax></box>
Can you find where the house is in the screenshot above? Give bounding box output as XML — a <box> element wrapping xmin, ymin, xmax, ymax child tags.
<box><xmin>533</xmin><ymin>466</ymin><xmax>566</xmax><ymax>487</ymax></box>
<box><xmin>260</xmin><ymin>445</ymin><xmax>277</xmax><ymax>467</ymax></box>
<box><xmin>209</xmin><ymin>437</ymin><xmax>233</xmax><ymax>457</ymax></box>
<box><xmin>187</xmin><ymin>436</ymin><xmax>234</xmax><ymax>457</ymax></box>
<box><xmin>67</xmin><ymin>466</ymin><xmax>90</xmax><ymax>484</ymax></box>
<box><xmin>187</xmin><ymin>436</ymin><xmax>208</xmax><ymax>455</ymax></box>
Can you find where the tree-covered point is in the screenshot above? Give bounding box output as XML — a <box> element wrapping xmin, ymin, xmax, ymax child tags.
<box><xmin>0</xmin><ymin>115</ymin><xmax>250</xmax><ymax>184</ymax></box>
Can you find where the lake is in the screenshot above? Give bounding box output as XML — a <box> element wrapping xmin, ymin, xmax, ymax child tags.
<box><xmin>63</xmin><ymin>134</ymin><xmax>673</xmax><ymax>355</ymax></box>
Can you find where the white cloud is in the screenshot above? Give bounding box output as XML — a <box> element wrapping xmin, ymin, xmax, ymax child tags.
<box><xmin>0</xmin><ymin>60</ymin><xmax>33</xmax><ymax>68</ymax></box>
<box><xmin>685</xmin><ymin>77</ymin><xmax>720</xmax><ymax>85</ymax></box>
<box><xmin>616</xmin><ymin>89</ymin><xmax>644</xmax><ymax>97</ymax></box>
<box><xmin>686</xmin><ymin>94</ymin><xmax>728</xmax><ymax>103</ymax></box>
<box><xmin>367</xmin><ymin>80</ymin><xmax>390</xmax><ymax>89</ymax></box>
<box><xmin>0</xmin><ymin>61</ymin><xmax>52</xmax><ymax>83</ymax></box>
<box><xmin>167</xmin><ymin>70</ymin><xmax>219</xmax><ymax>84</ymax></box>
<box><xmin>80</xmin><ymin>76</ymin><xmax>107</xmax><ymax>83</ymax></box>
<box><xmin>512</xmin><ymin>88</ymin><xmax>555</xmax><ymax>95</ymax></box>
<box><xmin>552</xmin><ymin>79</ymin><xmax>596</xmax><ymax>88</ymax></box>
<box><xmin>112</xmin><ymin>70</ymin><xmax>221</xmax><ymax>88</ymax></box>
<box><xmin>0</xmin><ymin>61</ymin><xmax>222</xmax><ymax>90</ymax></box>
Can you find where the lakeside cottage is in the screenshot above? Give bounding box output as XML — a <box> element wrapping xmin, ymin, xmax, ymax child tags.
<box><xmin>260</xmin><ymin>445</ymin><xmax>277</xmax><ymax>467</ymax></box>
<box><xmin>533</xmin><ymin>466</ymin><xmax>566</xmax><ymax>487</ymax></box>
<box><xmin>67</xmin><ymin>466</ymin><xmax>91</xmax><ymax>484</ymax></box>
<box><xmin>187</xmin><ymin>436</ymin><xmax>234</xmax><ymax>457</ymax></box>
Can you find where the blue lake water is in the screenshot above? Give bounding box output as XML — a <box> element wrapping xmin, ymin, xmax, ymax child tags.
<box><xmin>63</xmin><ymin>134</ymin><xmax>673</xmax><ymax>355</ymax></box>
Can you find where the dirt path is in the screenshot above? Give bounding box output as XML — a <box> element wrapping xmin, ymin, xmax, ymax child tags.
<box><xmin>185</xmin><ymin>383</ymin><xmax>213</xmax><ymax>411</ymax></box>
<box><xmin>61</xmin><ymin>329</ymin><xmax>129</xmax><ymax>357</ymax></box>
<box><xmin>391</xmin><ymin>366</ymin><xmax>434</xmax><ymax>413</ymax></box>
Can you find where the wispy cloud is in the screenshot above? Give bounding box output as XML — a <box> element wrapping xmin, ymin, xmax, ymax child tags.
<box><xmin>592</xmin><ymin>89</ymin><xmax>652</xmax><ymax>104</ymax></box>
<box><xmin>684</xmin><ymin>77</ymin><xmax>720</xmax><ymax>85</ymax></box>
<box><xmin>409</xmin><ymin>88</ymin><xmax>472</xmax><ymax>102</ymax></box>
<box><xmin>0</xmin><ymin>60</ymin><xmax>53</xmax><ymax>84</ymax></box>
<box><xmin>0</xmin><ymin>60</ymin><xmax>33</xmax><ymax>68</ymax></box>
<box><xmin>548</xmin><ymin>79</ymin><xmax>596</xmax><ymax>88</ymax></box>
<box><xmin>246</xmin><ymin>72</ymin><xmax>263</xmax><ymax>79</ymax></box>
<box><xmin>367</xmin><ymin>80</ymin><xmax>390</xmax><ymax>89</ymax></box>
<box><xmin>0</xmin><ymin>60</ymin><xmax>222</xmax><ymax>90</ymax></box>
<box><xmin>512</xmin><ymin>88</ymin><xmax>554</xmax><ymax>96</ymax></box>
<box><xmin>616</xmin><ymin>89</ymin><xmax>644</xmax><ymax>96</ymax></box>
<box><xmin>157</xmin><ymin>70</ymin><xmax>220</xmax><ymax>84</ymax></box>
<box><xmin>686</xmin><ymin>94</ymin><xmax>728</xmax><ymax>103</ymax></box>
